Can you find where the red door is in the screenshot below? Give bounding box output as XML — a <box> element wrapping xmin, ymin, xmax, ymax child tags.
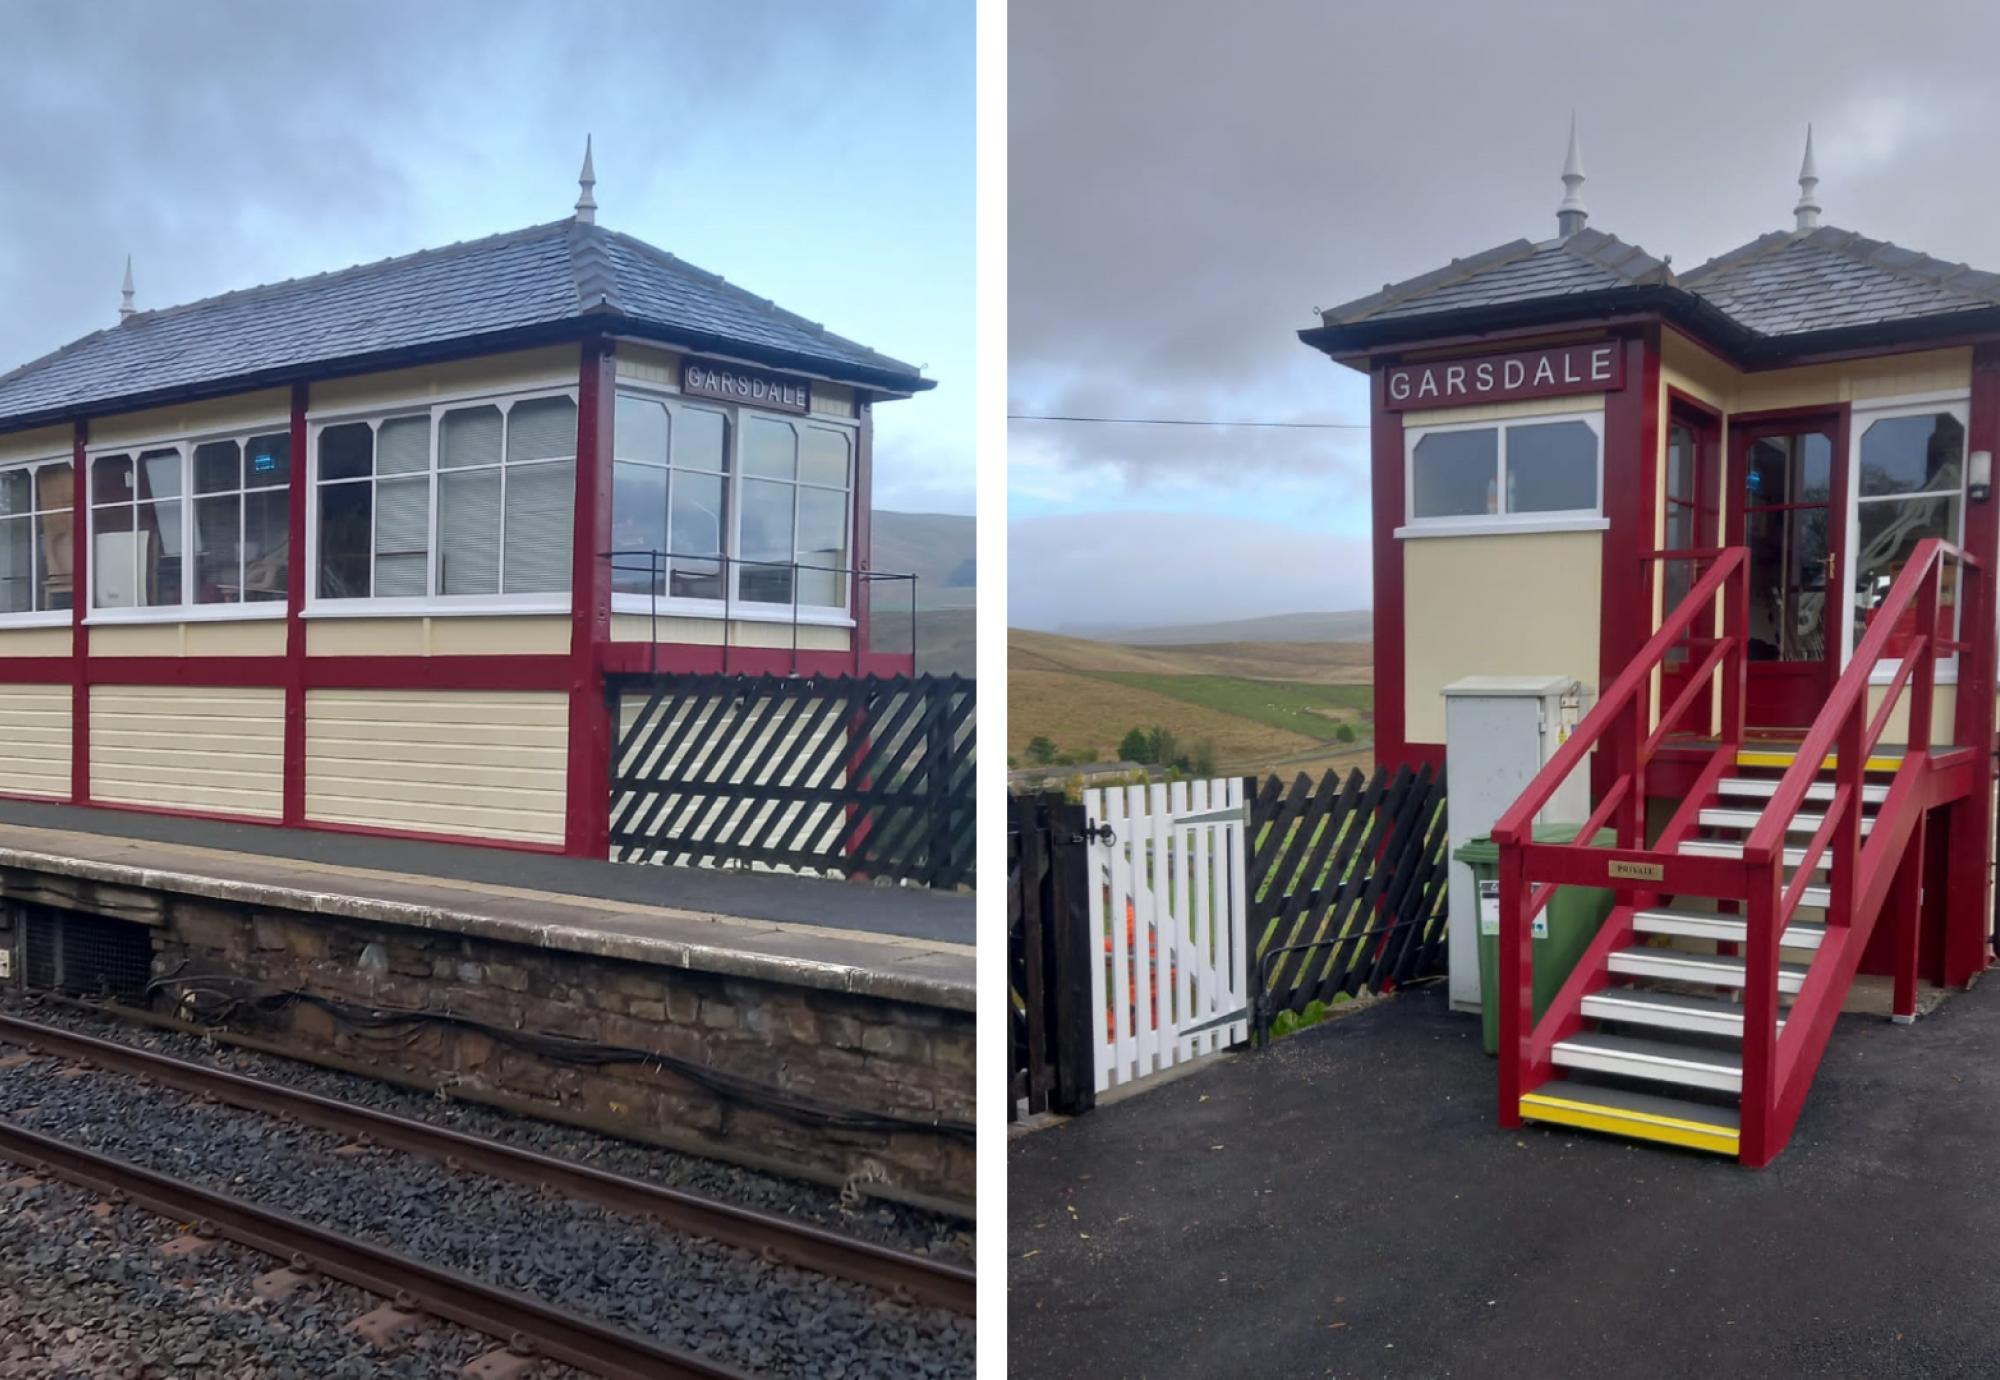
<box><xmin>1657</xmin><ymin>399</ymin><xmax>1723</xmax><ymax>738</ymax></box>
<box><xmin>1728</xmin><ymin>409</ymin><xmax>1848</xmax><ymax>731</ymax></box>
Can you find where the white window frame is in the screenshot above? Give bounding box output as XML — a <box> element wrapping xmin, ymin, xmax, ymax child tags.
<box><xmin>1843</xmin><ymin>393</ymin><xmax>1971</xmax><ymax>685</ymax></box>
<box><xmin>84</xmin><ymin>417</ymin><xmax>293</xmax><ymax>626</ymax></box>
<box><xmin>0</xmin><ymin>454</ymin><xmax>79</xmax><ymax>628</ymax></box>
<box><xmin>302</xmin><ymin>384</ymin><xmax>579</xmax><ymax>619</ymax></box>
<box><xmin>1397</xmin><ymin>411</ymin><xmax>1607</xmax><ymax>538</ymax></box>
<box><xmin>608</xmin><ymin>381</ymin><xmax>858</xmax><ymax>628</ymax></box>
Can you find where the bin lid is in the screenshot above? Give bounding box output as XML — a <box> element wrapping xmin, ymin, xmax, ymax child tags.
<box><xmin>1455</xmin><ymin>822</ymin><xmax>1613</xmax><ymax>866</ymax></box>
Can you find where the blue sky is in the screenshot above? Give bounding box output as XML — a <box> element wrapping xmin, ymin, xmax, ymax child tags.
<box><xmin>0</xmin><ymin>0</ymin><xmax>972</xmax><ymax>516</ymax></box>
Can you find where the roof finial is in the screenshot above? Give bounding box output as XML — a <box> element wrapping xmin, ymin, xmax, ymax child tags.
<box><xmin>1795</xmin><ymin>124</ymin><xmax>1821</xmax><ymax>232</ymax></box>
<box><xmin>1557</xmin><ymin>112</ymin><xmax>1587</xmax><ymax>239</ymax></box>
<box><xmin>575</xmin><ymin>135</ymin><xmax>597</xmax><ymax>225</ymax></box>
<box><xmin>119</xmin><ymin>255</ymin><xmax>135</xmax><ymax>322</ymax></box>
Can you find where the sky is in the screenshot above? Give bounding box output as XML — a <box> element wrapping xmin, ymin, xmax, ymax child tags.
<box><xmin>0</xmin><ymin>0</ymin><xmax>972</xmax><ymax>516</ymax></box>
<box><xmin>1008</xmin><ymin>0</ymin><xmax>2000</xmax><ymax>632</ymax></box>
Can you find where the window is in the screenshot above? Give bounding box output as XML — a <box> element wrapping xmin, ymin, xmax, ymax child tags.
<box><xmin>312</xmin><ymin>391</ymin><xmax>577</xmax><ymax>604</ymax></box>
<box><xmin>609</xmin><ymin>390</ymin><xmax>854</xmax><ymax>613</ymax></box>
<box><xmin>1405</xmin><ymin>414</ymin><xmax>1601</xmax><ymax>529</ymax></box>
<box><xmin>192</xmin><ymin>432</ymin><xmax>290</xmax><ymax>604</ymax></box>
<box><xmin>1851</xmin><ymin>408</ymin><xmax>1965</xmax><ymax>662</ymax></box>
<box><xmin>0</xmin><ymin>459</ymin><xmax>75</xmax><ymax>615</ymax></box>
<box><xmin>92</xmin><ymin>447</ymin><xmax>184</xmax><ymax>608</ymax></box>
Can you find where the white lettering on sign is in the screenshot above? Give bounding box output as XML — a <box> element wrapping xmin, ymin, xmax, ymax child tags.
<box><xmin>1382</xmin><ymin>342</ymin><xmax>1625</xmax><ymax>411</ymax></box>
<box><xmin>682</xmin><ymin>360</ymin><xmax>812</xmax><ymax>413</ymax></box>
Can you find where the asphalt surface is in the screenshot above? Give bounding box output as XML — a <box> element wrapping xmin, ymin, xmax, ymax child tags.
<box><xmin>1009</xmin><ymin>980</ymin><xmax>2000</xmax><ymax>1379</ymax></box>
<box><xmin>0</xmin><ymin>799</ymin><xmax>971</xmax><ymax>944</ymax></box>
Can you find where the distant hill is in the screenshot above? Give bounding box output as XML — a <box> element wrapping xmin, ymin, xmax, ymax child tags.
<box><xmin>871</xmin><ymin>510</ymin><xmax>975</xmax><ymax>676</ymax></box>
<box><xmin>1063</xmin><ymin>610</ymin><xmax>1372</xmax><ymax>646</ymax></box>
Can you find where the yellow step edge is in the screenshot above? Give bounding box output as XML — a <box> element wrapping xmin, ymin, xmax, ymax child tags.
<box><xmin>1734</xmin><ymin>749</ymin><xmax>1901</xmax><ymax>774</ymax></box>
<box><xmin>1518</xmin><ymin>1091</ymin><xmax>1739</xmax><ymax>1157</ymax></box>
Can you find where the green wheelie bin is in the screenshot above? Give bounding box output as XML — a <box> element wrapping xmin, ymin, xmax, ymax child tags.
<box><xmin>1457</xmin><ymin>823</ymin><xmax>1617</xmax><ymax>1055</ymax></box>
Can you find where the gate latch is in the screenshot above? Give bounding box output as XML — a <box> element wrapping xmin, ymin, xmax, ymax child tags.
<box><xmin>1072</xmin><ymin>820</ymin><xmax>1116</xmax><ymax>846</ymax></box>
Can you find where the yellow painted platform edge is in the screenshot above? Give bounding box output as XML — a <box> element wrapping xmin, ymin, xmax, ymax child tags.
<box><xmin>1519</xmin><ymin>1091</ymin><xmax>1739</xmax><ymax>1157</ymax></box>
<box><xmin>1734</xmin><ymin>749</ymin><xmax>1900</xmax><ymax>774</ymax></box>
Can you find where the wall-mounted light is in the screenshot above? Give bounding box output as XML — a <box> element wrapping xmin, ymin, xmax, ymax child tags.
<box><xmin>1972</xmin><ymin>449</ymin><xmax>1993</xmax><ymax>503</ymax></box>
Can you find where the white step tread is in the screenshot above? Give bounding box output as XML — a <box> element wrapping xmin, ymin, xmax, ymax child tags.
<box><xmin>1581</xmin><ymin>986</ymin><xmax>1783</xmax><ymax>1036</ymax></box>
<box><xmin>1632</xmin><ymin>906</ymin><xmax>1826</xmax><ymax>950</ymax></box>
<box><xmin>1608</xmin><ymin>946</ymin><xmax>1810</xmax><ymax>993</ymax></box>
<box><xmin>1520</xmin><ymin>1078</ymin><xmax>1740</xmax><ymax>1156</ymax></box>
<box><xmin>1698</xmin><ymin>807</ymin><xmax>1875</xmax><ymax>835</ymax></box>
<box><xmin>1551</xmin><ymin>1031</ymin><xmax>1742</xmax><ymax>1093</ymax></box>
<box><xmin>1716</xmin><ymin>776</ymin><xmax>1889</xmax><ymax>806</ymax></box>
<box><xmin>1680</xmin><ymin>838</ymin><xmax>1820</xmax><ymax>868</ymax></box>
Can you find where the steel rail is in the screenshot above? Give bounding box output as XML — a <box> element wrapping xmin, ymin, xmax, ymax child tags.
<box><xmin>0</xmin><ymin>1116</ymin><xmax>750</xmax><ymax>1380</ymax></box>
<box><xmin>0</xmin><ymin>1011</ymin><xmax>974</xmax><ymax>1316</ymax></box>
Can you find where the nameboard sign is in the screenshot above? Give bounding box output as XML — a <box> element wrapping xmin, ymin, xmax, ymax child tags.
<box><xmin>1383</xmin><ymin>342</ymin><xmax>1623</xmax><ymax>411</ymax></box>
<box><xmin>682</xmin><ymin>358</ymin><xmax>812</xmax><ymax>414</ymax></box>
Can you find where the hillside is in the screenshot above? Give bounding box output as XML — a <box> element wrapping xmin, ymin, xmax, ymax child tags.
<box><xmin>1063</xmin><ymin>609</ymin><xmax>1372</xmax><ymax>646</ymax></box>
<box><xmin>870</xmin><ymin>510</ymin><xmax>975</xmax><ymax>675</ymax></box>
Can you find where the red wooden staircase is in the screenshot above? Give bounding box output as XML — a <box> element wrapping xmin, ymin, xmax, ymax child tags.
<box><xmin>1492</xmin><ymin>537</ymin><xmax>1983</xmax><ymax>1165</ymax></box>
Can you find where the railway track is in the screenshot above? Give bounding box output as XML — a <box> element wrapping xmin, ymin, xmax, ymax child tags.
<box><xmin>0</xmin><ymin>1008</ymin><xmax>974</xmax><ymax>1378</ymax></box>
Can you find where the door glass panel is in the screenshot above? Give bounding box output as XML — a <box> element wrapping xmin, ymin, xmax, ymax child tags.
<box><xmin>1743</xmin><ymin>431</ymin><xmax>1833</xmax><ymax>665</ymax></box>
<box><xmin>1662</xmin><ymin>423</ymin><xmax>1695</xmax><ymax>618</ymax></box>
<box><xmin>1854</xmin><ymin>493</ymin><xmax>1959</xmax><ymax>657</ymax></box>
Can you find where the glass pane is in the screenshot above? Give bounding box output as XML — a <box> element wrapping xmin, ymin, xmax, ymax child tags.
<box><xmin>615</xmin><ymin>394</ymin><xmax>669</xmax><ymax>465</ymax></box>
<box><xmin>243</xmin><ymin>488</ymin><xmax>288</xmax><ymax>603</ymax></box>
<box><xmin>1746</xmin><ymin>506</ymin><xmax>1830</xmax><ymax>663</ymax></box>
<box><xmin>611</xmin><ymin>460</ymin><xmax>667</xmax><ymax>594</ymax></box>
<box><xmin>93</xmin><ymin>454</ymin><xmax>133</xmax><ymax>506</ymax></box>
<box><xmin>245</xmin><ymin>432</ymin><xmax>292</xmax><ymax>489</ymax></box>
<box><xmin>319</xmin><ymin>423</ymin><xmax>373</xmax><ymax>481</ymax></box>
<box><xmin>1506</xmin><ymin>420</ymin><xmax>1596</xmax><ymax>513</ymax></box>
<box><xmin>137</xmin><ymin>498</ymin><xmax>181</xmax><ymax>606</ymax></box>
<box><xmin>1410</xmin><ymin>429</ymin><xmax>1497</xmax><ymax>518</ymax></box>
<box><xmin>35</xmin><ymin>463</ymin><xmax>72</xmax><ymax>517</ymax></box>
<box><xmin>194</xmin><ymin>440</ymin><xmax>241</xmax><ymax>495</ymax></box>
<box><xmin>1855</xmin><ymin>494</ymin><xmax>1960</xmax><ymax>657</ymax></box>
<box><xmin>0</xmin><ymin>516</ymin><xmax>28</xmax><ymax>613</ymax></box>
<box><xmin>377</xmin><ymin>416</ymin><xmax>430</xmax><ymax>476</ymax></box>
<box><xmin>502</xmin><ymin>459</ymin><xmax>573</xmax><ymax>594</ymax></box>
<box><xmin>507</xmin><ymin>396</ymin><xmax>577</xmax><ymax>464</ymax></box>
<box><xmin>796</xmin><ymin>486</ymin><xmax>847</xmax><ymax>607</ymax></box>
<box><xmin>440</xmin><ymin>405</ymin><xmax>502</xmax><ymax>469</ymax></box>
<box><xmin>35</xmin><ymin>513</ymin><xmax>74</xmax><ymax>611</ymax></box>
<box><xmin>677</xmin><ymin>407</ymin><xmax>728</xmax><ymax>473</ymax></box>
<box><xmin>437</xmin><ymin>469</ymin><xmax>499</xmax><ymax>595</ymax></box>
<box><xmin>0</xmin><ymin>469</ymin><xmax>29</xmax><ymax>516</ymax></box>
<box><xmin>739</xmin><ymin>477</ymin><xmax>794</xmax><ymax>603</ymax></box>
<box><xmin>193</xmin><ymin>493</ymin><xmax>242</xmax><ymax>605</ymax></box>
<box><xmin>668</xmin><ymin>470</ymin><xmax>726</xmax><ymax>599</ymax></box>
<box><xmin>137</xmin><ymin>448</ymin><xmax>181</xmax><ymax>501</ymax></box>
<box><xmin>1745</xmin><ymin>434</ymin><xmax>1831</xmax><ymax>506</ymax></box>
<box><xmin>1666</xmin><ymin>424</ymin><xmax>1694</xmax><ymax>503</ymax></box>
<box><xmin>801</xmin><ymin>427</ymin><xmax>850</xmax><ymax>488</ymax></box>
<box><xmin>1859</xmin><ymin>413</ymin><xmax>1964</xmax><ymax>497</ymax></box>
<box><xmin>317</xmin><ymin>482</ymin><xmax>371</xmax><ymax>599</ymax></box>
<box><xmin>742</xmin><ymin>416</ymin><xmax>796</xmax><ymax>480</ymax></box>
<box><xmin>374</xmin><ymin>474</ymin><xmax>431</xmax><ymax>597</ymax></box>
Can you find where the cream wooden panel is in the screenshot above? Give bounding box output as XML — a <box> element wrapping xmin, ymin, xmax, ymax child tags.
<box><xmin>89</xmin><ymin>390</ymin><xmax>290</xmax><ymax>449</ymax></box>
<box><xmin>307</xmin><ymin>618</ymin><xmax>428</xmax><ymax>656</ymax></box>
<box><xmin>1864</xmin><ymin>683</ymin><xmax>1960</xmax><ymax>748</ymax></box>
<box><xmin>90</xmin><ymin>625</ymin><xmax>185</xmax><ymax>657</ymax></box>
<box><xmin>90</xmin><ymin>685</ymin><xmax>282</xmax><ymax>817</ymax></box>
<box><xmin>310</xmin><ymin>347</ymin><xmax>578</xmax><ymax>415</ymax></box>
<box><xmin>609</xmin><ymin>614</ymin><xmax>851</xmax><ymax>650</ymax></box>
<box><xmin>614</xmin><ymin>344</ymin><xmax>682</xmax><ymax>388</ymax></box>
<box><xmin>185</xmin><ymin>620</ymin><xmax>287</xmax><ymax>656</ymax></box>
<box><xmin>1660</xmin><ymin>330</ymin><xmax>1733</xmax><ymax>411</ymax></box>
<box><xmin>0</xmin><ymin>426</ymin><xmax>70</xmax><ymax>466</ymax></box>
<box><xmin>1660</xmin><ymin>333</ymin><xmax>1972</xmax><ymax>415</ymax></box>
<box><xmin>0</xmin><ymin>684</ymin><xmax>70</xmax><ymax>798</ymax></box>
<box><xmin>428</xmin><ymin>616</ymin><xmax>570</xmax><ymax>655</ymax></box>
<box><xmin>0</xmin><ymin>627</ymin><xmax>71</xmax><ymax>656</ymax></box>
<box><xmin>305</xmin><ymin>689</ymin><xmax>567</xmax><ymax>844</ymax></box>
<box><xmin>1404</xmin><ymin>532</ymin><xmax>1602</xmax><ymax>744</ymax></box>
<box><xmin>810</xmin><ymin>384</ymin><xmax>857</xmax><ymax>420</ymax></box>
<box><xmin>1402</xmin><ymin>392</ymin><xmax>1607</xmax><ymax>428</ymax></box>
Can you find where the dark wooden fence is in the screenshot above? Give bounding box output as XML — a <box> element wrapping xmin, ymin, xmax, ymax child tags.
<box><xmin>1009</xmin><ymin>792</ymin><xmax>1096</xmax><ymax>1120</ymax></box>
<box><xmin>610</xmin><ymin>672</ymin><xmax>975</xmax><ymax>889</ymax></box>
<box><xmin>1245</xmin><ymin>762</ymin><xmax>1450</xmax><ymax>1043</ymax></box>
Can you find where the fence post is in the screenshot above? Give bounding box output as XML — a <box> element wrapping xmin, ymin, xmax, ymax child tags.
<box><xmin>1045</xmin><ymin>793</ymin><xmax>1098</xmax><ymax>1114</ymax></box>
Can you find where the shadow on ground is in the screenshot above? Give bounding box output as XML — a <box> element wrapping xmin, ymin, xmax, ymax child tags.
<box><xmin>1009</xmin><ymin>980</ymin><xmax>2000</xmax><ymax>1378</ymax></box>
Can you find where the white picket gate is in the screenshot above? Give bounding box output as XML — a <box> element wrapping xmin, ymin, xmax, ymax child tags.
<box><xmin>1083</xmin><ymin>778</ymin><xmax>1250</xmax><ymax>1093</ymax></box>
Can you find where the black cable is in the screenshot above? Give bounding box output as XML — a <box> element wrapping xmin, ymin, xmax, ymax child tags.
<box><xmin>1008</xmin><ymin>412</ymin><xmax>1368</xmax><ymax>429</ymax></box>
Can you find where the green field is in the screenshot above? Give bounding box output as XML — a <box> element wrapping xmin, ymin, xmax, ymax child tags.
<box><xmin>1090</xmin><ymin>672</ymin><xmax>1373</xmax><ymax>737</ymax></box>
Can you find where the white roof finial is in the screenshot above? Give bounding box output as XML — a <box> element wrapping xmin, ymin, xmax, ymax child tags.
<box><xmin>575</xmin><ymin>135</ymin><xmax>597</xmax><ymax>225</ymax></box>
<box><xmin>119</xmin><ymin>255</ymin><xmax>135</xmax><ymax>322</ymax></box>
<box><xmin>1795</xmin><ymin>124</ymin><xmax>1821</xmax><ymax>232</ymax></box>
<box><xmin>1557</xmin><ymin>112</ymin><xmax>1588</xmax><ymax>239</ymax></box>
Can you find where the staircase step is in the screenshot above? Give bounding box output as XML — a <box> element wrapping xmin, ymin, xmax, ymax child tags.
<box><xmin>1716</xmin><ymin>776</ymin><xmax>1889</xmax><ymax>806</ymax></box>
<box><xmin>1581</xmin><ymin>987</ymin><xmax>1784</xmax><ymax>1037</ymax></box>
<box><xmin>1632</xmin><ymin>907</ymin><xmax>1826</xmax><ymax>951</ymax></box>
<box><xmin>1680</xmin><ymin>839</ymin><xmax>1821</xmax><ymax>868</ymax></box>
<box><xmin>1734</xmin><ymin>747</ymin><xmax>1902</xmax><ymax>774</ymax></box>
<box><xmin>1550</xmin><ymin>1031</ymin><xmax>1743</xmax><ymax>1093</ymax></box>
<box><xmin>1519</xmin><ymin>1078</ymin><xmax>1739</xmax><ymax>1157</ymax></box>
<box><xmin>1698</xmin><ymin>807</ymin><xmax>1875</xmax><ymax>836</ymax></box>
<box><xmin>1608</xmin><ymin>946</ymin><xmax>1809</xmax><ymax>993</ymax></box>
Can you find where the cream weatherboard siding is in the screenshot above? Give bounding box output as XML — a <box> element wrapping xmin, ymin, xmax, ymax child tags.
<box><xmin>0</xmin><ymin>684</ymin><xmax>70</xmax><ymax>799</ymax></box>
<box><xmin>90</xmin><ymin>685</ymin><xmax>283</xmax><ymax>817</ymax></box>
<box><xmin>304</xmin><ymin>689</ymin><xmax>568</xmax><ymax>844</ymax></box>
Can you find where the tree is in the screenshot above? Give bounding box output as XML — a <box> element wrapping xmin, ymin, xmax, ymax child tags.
<box><xmin>1335</xmin><ymin>722</ymin><xmax>1357</xmax><ymax>744</ymax></box>
<box><xmin>1026</xmin><ymin>735</ymin><xmax>1057</xmax><ymax>765</ymax></box>
<box><xmin>1118</xmin><ymin>727</ymin><xmax>1152</xmax><ymax>764</ymax></box>
<box><xmin>1189</xmin><ymin>738</ymin><xmax>1219</xmax><ymax>777</ymax></box>
<box><xmin>1146</xmin><ymin>727</ymin><xmax>1179</xmax><ymax>770</ymax></box>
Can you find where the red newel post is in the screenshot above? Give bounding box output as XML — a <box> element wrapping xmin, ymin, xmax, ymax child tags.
<box><xmin>1740</xmin><ymin>859</ymin><xmax>1781</xmax><ymax>1166</ymax></box>
<box><xmin>1497</xmin><ymin>839</ymin><xmax>1526</xmax><ymax>1127</ymax></box>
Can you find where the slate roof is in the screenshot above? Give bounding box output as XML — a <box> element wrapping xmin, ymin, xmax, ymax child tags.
<box><xmin>0</xmin><ymin>218</ymin><xmax>928</xmax><ymax>431</ymax></box>
<box><xmin>1322</xmin><ymin>228</ymin><xmax>1674</xmax><ymax>325</ymax></box>
<box><xmin>1678</xmin><ymin>225</ymin><xmax>2000</xmax><ymax>337</ymax></box>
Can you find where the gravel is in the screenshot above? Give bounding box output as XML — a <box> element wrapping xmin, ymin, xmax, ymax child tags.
<box><xmin>0</xmin><ymin>994</ymin><xmax>971</xmax><ymax>1267</ymax></box>
<box><xmin>0</xmin><ymin>1170</ymin><xmax>579</xmax><ymax>1379</ymax></box>
<box><xmin>0</xmin><ymin>1030</ymin><xmax>974</xmax><ymax>1379</ymax></box>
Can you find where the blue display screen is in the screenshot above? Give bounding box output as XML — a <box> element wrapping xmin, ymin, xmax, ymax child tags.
<box><xmin>253</xmin><ymin>452</ymin><xmax>276</xmax><ymax>473</ymax></box>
